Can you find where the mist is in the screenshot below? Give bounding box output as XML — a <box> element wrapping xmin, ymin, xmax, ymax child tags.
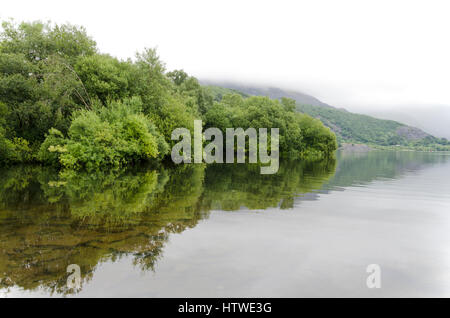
<box><xmin>2</xmin><ymin>0</ymin><xmax>450</xmax><ymax>137</ymax></box>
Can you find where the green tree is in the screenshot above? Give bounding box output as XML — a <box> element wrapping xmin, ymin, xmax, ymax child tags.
<box><xmin>75</xmin><ymin>54</ymin><xmax>133</xmax><ymax>105</ymax></box>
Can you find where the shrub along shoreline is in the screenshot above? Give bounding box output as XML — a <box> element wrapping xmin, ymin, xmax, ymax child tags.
<box><xmin>0</xmin><ymin>21</ymin><xmax>337</xmax><ymax>169</ymax></box>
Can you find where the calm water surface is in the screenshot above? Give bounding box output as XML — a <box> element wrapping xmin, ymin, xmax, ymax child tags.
<box><xmin>1</xmin><ymin>151</ymin><xmax>450</xmax><ymax>297</ymax></box>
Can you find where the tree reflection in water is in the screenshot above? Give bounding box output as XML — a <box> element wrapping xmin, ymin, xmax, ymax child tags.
<box><xmin>0</xmin><ymin>159</ymin><xmax>337</xmax><ymax>294</ymax></box>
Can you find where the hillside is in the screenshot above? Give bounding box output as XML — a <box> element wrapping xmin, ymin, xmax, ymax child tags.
<box><xmin>202</xmin><ymin>82</ymin><xmax>450</xmax><ymax>151</ymax></box>
<box><xmin>202</xmin><ymin>85</ymin><xmax>249</xmax><ymax>101</ymax></box>
<box><xmin>201</xmin><ymin>81</ymin><xmax>330</xmax><ymax>107</ymax></box>
<box><xmin>296</xmin><ymin>104</ymin><xmax>429</xmax><ymax>146</ymax></box>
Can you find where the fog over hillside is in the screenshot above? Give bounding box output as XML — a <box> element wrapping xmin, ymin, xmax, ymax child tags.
<box><xmin>202</xmin><ymin>80</ymin><xmax>450</xmax><ymax>140</ymax></box>
<box><xmin>359</xmin><ymin>106</ymin><xmax>450</xmax><ymax>140</ymax></box>
<box><xmin>200</xmin><ymin>80</ymin><xmax>331</xmax><ymax>108</ymax></box>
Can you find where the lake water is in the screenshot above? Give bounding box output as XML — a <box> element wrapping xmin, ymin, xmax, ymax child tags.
<box><xmin>1</xmin><ymin>150</ymin><xmax>450</xmax><ymax>297</ymax></box>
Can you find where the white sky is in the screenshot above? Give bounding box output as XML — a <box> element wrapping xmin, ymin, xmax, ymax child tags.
<box><xmin>2</xmin><ymin>0</ymin><xmax>450</xmax><ymax>111</ymax></box>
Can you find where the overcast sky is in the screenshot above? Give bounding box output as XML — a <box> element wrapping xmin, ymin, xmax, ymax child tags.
<box><xmin>2</xmin><ymin>0</ymin><xmax>450</xmax><ymax>112</ymax></box>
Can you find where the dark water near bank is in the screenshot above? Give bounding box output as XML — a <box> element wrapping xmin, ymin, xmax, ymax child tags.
<box><xmin>1</xmin><ymin>151</ymin><xmax>450</xmax><ymax>297</ymax></box>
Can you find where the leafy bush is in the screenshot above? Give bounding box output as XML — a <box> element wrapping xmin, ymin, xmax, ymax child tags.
<box><xmin>0</xmin><ymin>131</ymin><xmax>32</xmax><ymax>164</ymax></box>
<box><xmin>39</xmin><ymin>97</ymin><xmax>168</xmax><ymax>169</ymax></box>
<box><xmin>37</xmin><ymin>128</ymin><xmax>67</xmax><ymax>165</ymax></box>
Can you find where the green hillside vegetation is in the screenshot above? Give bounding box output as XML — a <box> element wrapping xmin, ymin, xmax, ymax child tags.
<box><xmin>297</xmin><ymin>104</ymin><xmax>450</xmax><ymax>151</ymax></box>
<box><xmin>202</xmin><ymin>85</ymin><xmax>249</xmax><ymax>101</ymax></box>
<box><xmin>205</xmin><ymin>83</ymin><xmax>450</xmax><ymax>152</ymax></box>
<box><xmin>0</xmin><ymin>20</ymin><xmax>337</xmax><ymax>168</ymax></box>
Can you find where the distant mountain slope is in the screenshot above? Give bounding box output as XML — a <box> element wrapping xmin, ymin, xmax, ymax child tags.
<box><xmin>297</xmin><ymin>104</ymin><xmax>429</xmax><ymax>145</ymax></box>
<box><xmin>201</xmin><ymin>81</ymin><xmax>450</xmax><ymax>150</ymax></box>
<box><xmin>202</xmin><ymin>85</ymin><xmax>249</xmax><ymax>101</ymax></box>
<box><xmin>200</xmin><ymin>80</ymin><xmax>330</xmax><ymax>107</ymax></box>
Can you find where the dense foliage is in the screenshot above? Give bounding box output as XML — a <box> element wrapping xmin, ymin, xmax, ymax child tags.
<box><xmin>37</xmin><ymin>97</ymin><xmax>169</xmax><ymax>169</ymax></box>
<box><xmin>0</xmin><ymin>20</ymin><xmax>337</xmax><ymax>168</ymax></box>
<box><xmin>203</xmin><ymin>94</ymin><xmax>336</xmax><ymax>159</ymax></box>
